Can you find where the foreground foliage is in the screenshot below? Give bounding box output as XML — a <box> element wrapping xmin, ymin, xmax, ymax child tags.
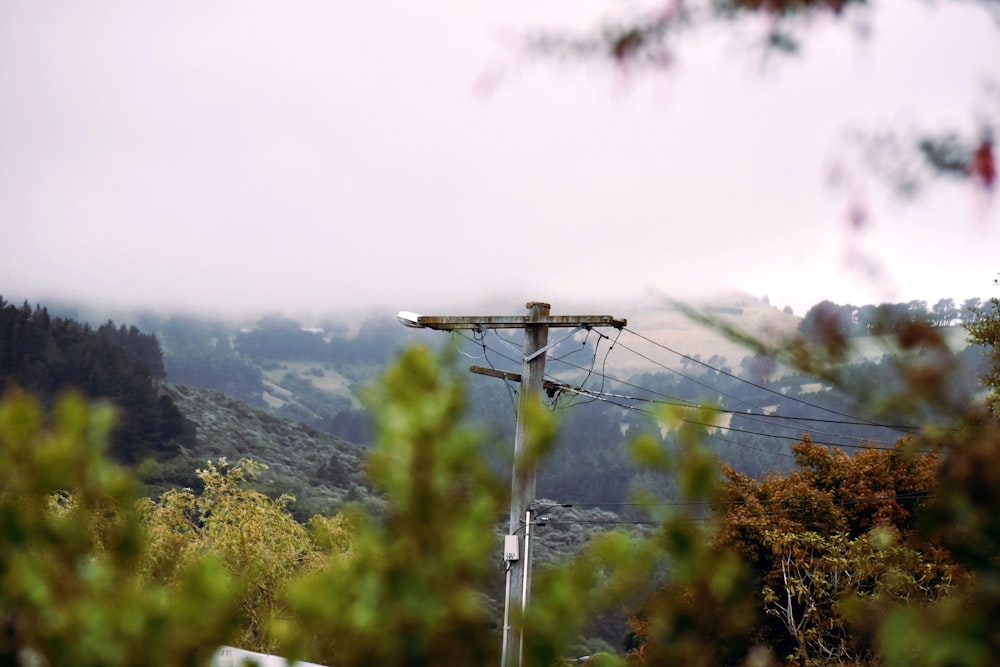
<box><xmin>0</xmin><ymin>391</ymin><xmax>240</xmax><ymax>666</ymax></box>
<box><xmin>278</xmin><ymin>346</ymin><xmax>507</xmax><ymax>666</ymax></box>
<box><xmin>139</xmin><ymin>458</ymin><xmax>352</xmax><ymax>654</ymax></box>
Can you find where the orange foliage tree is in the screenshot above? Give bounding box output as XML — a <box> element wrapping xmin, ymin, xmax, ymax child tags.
<box><xmin>715</xmin><ymin>437</ymin><xmax>955</xmax><ymax>664</ymax></box>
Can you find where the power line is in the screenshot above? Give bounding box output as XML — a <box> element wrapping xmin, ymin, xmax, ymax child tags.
<box><xmin>702</xmin><ymin>429</ymin><xmax>797</xmax><ymax>459</ymax></box>
<box><xmin>607</xmin><ymin>331</ymin><xmax>781</xmax><ymax>417</ymax></box>
<box><xmin>556</xmin><ymin>382</ymin><xmax>934</xmax><ymax>453</ymax></box>
<box><xmin>470</xmin><ymin>328</ymin><xmax>520</xmax><ymax>421</ymax></box>
<box><xmin>543</xmin><ymin>334</ymin><xmax>916</xmax><ymax>445</ymax></box>
<box><xmin>456</xmin><ymin>326</ymin><xmax>934</xmax><ymax>455</ymax></box>
<box><xmin>542</xmin><ymin>491</ymin><xmax>932</xmax><ymax>511</ymax></box>
<box><xmin>544</xmin><ymin>376</ymin><xmax>936</xmax><ymax>454</ymax></box>
<box><xmin>531</xmin><ymin>492</ymin><xmax>935</xmax><ymax>529</ymax></box>
<box><xmin>554</xmin><ymin>326</ymin><xmax>622</xmax><ymax>409</ymax></box>
<box><xmin>461</xmin><ymin>322</ymin><xmax>921</xmax><ymax>437</ymax></box>
<box><xmin>542</xmin><ymin>360</ymin><xmax>900</xmax><ymax>448</ymax></box>
<box><xmin>620</xmin><ymin>327</ymin><xmax>919</xmax><ymax>434</ymax></box>
<box><xmin>681</xmin><ymin>417</ymin><xmax>930</xmax><ymax>453</ymax></box>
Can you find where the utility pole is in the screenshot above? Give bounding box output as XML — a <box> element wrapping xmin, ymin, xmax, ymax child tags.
<box><xmin>505</xmin><ymin>301</ymin><xmax>548</xmax><ymax>667</ymax></box>
<box><xmin>397</xmin><ymin>302</ymin><xmax>626</xmax><ymax>667</ymax></box>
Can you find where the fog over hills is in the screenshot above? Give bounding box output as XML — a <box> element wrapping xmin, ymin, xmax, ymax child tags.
<box><xmin>5</xmin><ymin>289</ymin><xmax>986</xmax><ymax>500</ymax></box>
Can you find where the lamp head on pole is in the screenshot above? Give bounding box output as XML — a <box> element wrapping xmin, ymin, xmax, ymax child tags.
<box><xmin>396</xmin><ymin>311</ymin><xmax>424</xmax><ymax>328</ymax></box>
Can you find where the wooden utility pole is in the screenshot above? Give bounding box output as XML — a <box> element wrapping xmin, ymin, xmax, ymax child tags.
<box><xmin>506</xmin><ymin>301</ymin><xmax>547</xmax><ymax>667</ymax></box>
<box><xmin>397</xmin><ymin>302</ymin><xmax>626</xmax><ymax>667</ymax></box>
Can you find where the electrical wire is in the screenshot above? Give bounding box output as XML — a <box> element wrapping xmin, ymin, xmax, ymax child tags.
<box><xmin>537</xmin><ymin>491</ymin><xmax>932</xmax><ymax>512</ymax></box>
<box><xmin>455</xmin><ymin>329</ymin><xmax>519</xmax><ymax>422</ymax></box>
<box><xmin>552</xmin><ymin>326</ymin><xmax>622</xmax><ymax>410</ymax></box>
<box><xmin>451</xmin><ymin>329</ymin><xmax>487</xmax><ymax>360</ymax></box>
<box><xmin>543</xmin><ymin>330</ymin><xmax>920</xmax><ymax>448</ymax></box>
<box><xmin>547</xmin><ymin>354</ymin><xmax>899</xmax><ymax>448</ymax></box>
<box><xmin>537</xmin><ymin>347</ymin><xmax>907</xmax><ymax>450</ymax></box>
<box><xmin>621</xmin><ymin>327</ymin><xmax>919</xmax><ymax>434</ymax></box>
<box><xmin>453</xmin><ymin>325</ymin><xmax>935</xmax><ymax>455</ymax></box>
<box><xmin>548</xmin><ymin>327</ymin><xmax>594</xmax><ymax>364</ymax></box>
<box><xmin>530</xmin><ymin>491</ymin><xmax>936</xmax><ymax>529</ymax></box>
<box><xmin>446</xmin><ymin>338</ymin><xmax>793</xmax><ymax>457</ymax></box>
<box><xmin>554</xmin><ymin>381</ymin><xmax>934</xmax><ymax>453</ymax></box>
<box><xmin>450</xmin><ymin>318</ymin><xmax>923</xmax><ymax>441</ymax></box>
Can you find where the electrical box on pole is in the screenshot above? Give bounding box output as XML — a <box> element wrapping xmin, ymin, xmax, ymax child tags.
<box><xmin>397</xmin><ymin>302</ymin><xmax>626</xmax><ymax>667</ymax></box>
<box><xmin>504</xmin><ymin>535</ymin><xmax>520</xmax><ymax>561</ymax></box>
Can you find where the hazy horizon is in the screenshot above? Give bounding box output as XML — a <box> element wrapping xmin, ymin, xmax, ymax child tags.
<box><xmin>2</xmin><ymin>285</ymin><xmax>991</xmax><ymax>330</ymax></box>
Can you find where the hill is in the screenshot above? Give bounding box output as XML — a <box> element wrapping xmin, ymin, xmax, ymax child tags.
<box><xmin>145</xmin><ymin>383</ymin><xmax>378</xmax><ymax>521</ymax></box>
<box><xmin>0</xmin><ymin>298</ymin><xmax>187</xmax><ymax>463</ymax></box>
<box><xmin>12</xmin><ymin>291</ymin><xmax>988</xmax><ymax>508</ymax></box>
<box><xmin>223</xmin><ymin>292</ymin><xmax>803</xmax><ymax>435</ymax></box>
<box><xmin>603</xmin><ymin>292</ymin><xmax>801</xmax><ymax>375</ymax></box>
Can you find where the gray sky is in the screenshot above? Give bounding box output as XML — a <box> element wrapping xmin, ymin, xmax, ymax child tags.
<box><xmin>2</xmin><ymin>0</ymin><xmax>998</xmax><ymax>320</ymax></box>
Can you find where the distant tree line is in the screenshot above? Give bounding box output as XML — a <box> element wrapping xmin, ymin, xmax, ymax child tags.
<box><xmin>136</xmin><ymin>313</ymin><xmax>422</xmax><ymax>408</ymax></box>
<box><xmin>0</xmin><ymin>297</ymin><xmax>187</xmax><ymax>463</ymax></box>
<box><xmin>799</xmin><ymin>298</ymin><xmax>982</xmax><ymax>342</ymax></box>
<box><xmin>95</xmin><ymin>320</ymin><xmax>167</xmax><ymax>379</ymax></box>
<box><xmin>153</xmin><ymin>315</ymin><xmax>266</xmax><ymax>407</ymax></box>
<box><xmin>233</xmin><ymin>314</ymin><xmax>430</xmax><ymax>366</ymax></box>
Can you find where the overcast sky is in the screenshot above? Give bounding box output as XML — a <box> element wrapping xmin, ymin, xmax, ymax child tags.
<box><xmin>2</xmin><ymin>0</ymin><xmax>998</xmax><ymax>321</ymax></box>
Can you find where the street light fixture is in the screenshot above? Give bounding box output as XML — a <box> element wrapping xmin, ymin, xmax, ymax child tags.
<box><xmin>396</xmin><ymin>311</ymin><xmax>424</xmax><ymax>328</ymax></box>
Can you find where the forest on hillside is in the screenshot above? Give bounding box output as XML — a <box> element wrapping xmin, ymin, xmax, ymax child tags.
<box><xmin>0</xmin><ymin>297</ymin><xmax>188</xmax><ymax>463</ymax></box>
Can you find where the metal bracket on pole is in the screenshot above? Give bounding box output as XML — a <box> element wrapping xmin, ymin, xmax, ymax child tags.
<box><xmin>523</xmin><ymin>325</ymin><xmax>586</xmax><ymax>362</ymax></box>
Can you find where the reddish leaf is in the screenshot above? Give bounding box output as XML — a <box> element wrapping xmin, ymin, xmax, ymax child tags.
<box><xmin>612</xmin><ymin>30</ymin><xmax>644</xmax><ymax>61</ymax></box>
<box><xmin>969</xmin><ymin>140</ymin><xmax>995</xmax><ymax>189</ymax></box>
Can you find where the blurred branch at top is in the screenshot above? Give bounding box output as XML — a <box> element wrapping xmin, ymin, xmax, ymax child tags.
<box><xmin>515</xmin><ymin>0</ymin><xmax>998</xmax><ymax>197</ymax></box>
